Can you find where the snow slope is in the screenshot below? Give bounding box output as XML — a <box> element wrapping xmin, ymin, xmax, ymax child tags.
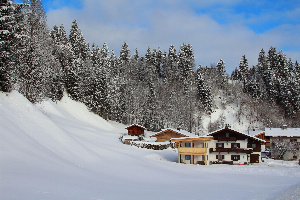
<box><xmin>1</xmin><ymin>91</ymin><xmax>300</xmax><ymax>200</ymax></box>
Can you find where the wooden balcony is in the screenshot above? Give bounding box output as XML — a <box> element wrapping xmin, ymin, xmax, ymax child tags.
<box><xmin>252</xmin><ymin>147</ymin><xmax>261</xmax><ymax>152</ymax></box>
<box><xmin>179</xmin><ymin>147</ymin><xmax>207</xmax><ymax>154</ymax></box>
<box><xmin>218</xmin><ymin>137</ymin><xmax>237</xmax><ymax>141</ymax></box>
<box><xmin>211</xmin><ymin>148</ymin><xmax>252</xmax><ymax>154</ymax></box>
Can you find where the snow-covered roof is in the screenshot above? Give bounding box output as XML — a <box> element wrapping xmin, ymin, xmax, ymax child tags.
<box><xmin>207</xmin><ymin>127</ymin><xmax>266</xmax><ymax>143</ymax></box>
<box><xmin>265</xmin><ymin>128</ymin><xmax>300</xmax><ymax>137</ymax></box>
<box><xmin>125</xmin><ymin>124</ymin><xmax>146</xmax><ymax>130</ymax></box>
<box><xmin>150</xmin><ymin>128</ymin><xmax>197</xmax><ymax>138</ymax></box>
<box><xmin>122</xmin><ymin>135</ymin><xmax>139</xmax><ymax>140</ymax></box>
<box><xmin>121</xmin><ymin>135</ymin><xmax>138</xmax><ymax>142</ymax></box>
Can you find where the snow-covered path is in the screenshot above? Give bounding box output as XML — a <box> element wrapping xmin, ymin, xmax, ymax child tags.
<box><xmin>1</xmin><ymin>91</ymin><xmax>299</xmax><ymax>200</ymax></box>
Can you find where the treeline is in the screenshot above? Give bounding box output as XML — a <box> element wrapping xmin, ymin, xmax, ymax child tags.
<box><xmin>1</xmin><ymin>0</ymin><xmax>300</xmax><ymax>132</ymax></box>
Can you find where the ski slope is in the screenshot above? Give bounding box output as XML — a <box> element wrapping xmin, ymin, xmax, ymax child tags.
<box><xmin>0</xmin><ymin>91</ymin><xmax>299</xmax><ymax>200</ymax></box>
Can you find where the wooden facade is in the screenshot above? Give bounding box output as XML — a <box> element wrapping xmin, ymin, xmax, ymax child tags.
<box><xmin>150</xmin><ymin>129</ymin><xmax>193</xmax><ymax>142</ymax></box>
<box><xmin>254</xmin><ymin>132</ymin><xmax>270</xmax><ymax>147</ymax></box>
<box><xmin>125</xmin><ymin>124</ymin><xmax>145</xmax><ymax>136</ymax></box>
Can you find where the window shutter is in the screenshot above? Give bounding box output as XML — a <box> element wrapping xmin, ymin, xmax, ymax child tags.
<box><xmin>222</xmin><ymin>155</ymin><xmax>224</xmax><ymax>159</ymax></box>
<box><xmin>216</xmin><ymin>155</ymin><xmax>218</xmax><ymax>159</ymax></box>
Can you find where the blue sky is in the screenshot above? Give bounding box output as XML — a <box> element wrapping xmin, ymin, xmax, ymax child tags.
<box><xmin>15</xmin><ymin>0</ymin><xmax>300</xmax><ymax>72</ymax></box>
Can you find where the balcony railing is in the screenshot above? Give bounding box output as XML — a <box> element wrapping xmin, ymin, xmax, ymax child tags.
<box><xmin>218</xmin><ymin>137</ymin><xmax>237</xmax><ymax>141</ymax></box>
<box><xmin>210</xmin><ymin>148</ymin><xmax>252</xmax><ymax>154</ymax></box>
<box><xmin>252</xmin><ymin>147</ymin><xmax>261</xmax><ymax>152</ymax></box>
<box><xmin>179</xmin><ymin>147</ymin><xmax>207</xmax><ymax>154</ymax></box>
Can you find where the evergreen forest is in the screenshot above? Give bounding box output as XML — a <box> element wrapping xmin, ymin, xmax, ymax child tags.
<box><xmin>1</xmin><ymin>0</ymin><xmax>300</xmax><ymax>133</ymax></box>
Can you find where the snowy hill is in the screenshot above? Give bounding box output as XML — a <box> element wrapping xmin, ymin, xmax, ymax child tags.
<box><xmin>0</xmin><ymin>91</ymin><xmax>299</xmax><ymax>200</ymax></box>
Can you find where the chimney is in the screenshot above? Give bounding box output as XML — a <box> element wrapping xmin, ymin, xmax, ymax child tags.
<box><xmin>282</xmin><ymin>125</ymin><xmax>287</xmax><ymax>130</ymax></box>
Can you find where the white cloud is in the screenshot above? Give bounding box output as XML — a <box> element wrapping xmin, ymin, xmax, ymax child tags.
<box><xmin>46</xmin><ymin>0</ymin><xmax>300</xmax><ymax>72</ymax></box>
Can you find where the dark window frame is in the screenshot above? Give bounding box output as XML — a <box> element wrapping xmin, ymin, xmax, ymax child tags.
<box><xmin>216</xmin><ymin>143</ymin><xmax>224</xmax><ymax>148</ymax></box>
<box><xmin>216</xmin><ymin>154</ymin><xmax>225</xmax><ymax>160</ymax></box>
<box><xmin>231</xmin><ymin>143</ymin><xmax>240</xmax><ymax>148</ymax></box>
<box><xmin>231</xmin><ymin>155</ymin><xmax>240</xmax><ymax>161</ymax></box>
<box><xmin>185</xmin><ymin>155</ymin><xmax>191</xmax><ymax>160</ymax></box>
<box><xmin>185</xmin><ymin>142</ymin><xmax>191</xmax><ymax>147</ymax></box>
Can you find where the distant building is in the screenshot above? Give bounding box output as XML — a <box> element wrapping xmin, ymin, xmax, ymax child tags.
<box><xmin>171</xmin><ymin>126</ymin><xmax>266</xmax><ymax>165</ymax></box>
<box><xmin>125</xmin><ymin>124</ymin><xmax>146</xmax><ymax>136</ymax></box>
<box><xmin>265</xmin><ymin>126</ymin><xmax>300</xmax><ymax>160</ymax></box>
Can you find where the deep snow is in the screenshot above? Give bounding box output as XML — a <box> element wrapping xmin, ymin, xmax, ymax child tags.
<box><xmin>0</xmin><ymin>91</ymin><xmax>299</xmax><ymax>200</ymax></box>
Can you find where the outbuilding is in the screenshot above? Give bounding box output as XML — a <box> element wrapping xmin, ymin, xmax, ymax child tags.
<box><xmin>125</xmin><ymin>124</ymin><xmax>146</xmax><ymax>136</ymax></box>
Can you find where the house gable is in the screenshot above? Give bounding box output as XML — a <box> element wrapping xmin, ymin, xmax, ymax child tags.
<box><xmin>208</xmin><ymin>127</ymin><xmax>265</xmax><ymax>144</ymax></box>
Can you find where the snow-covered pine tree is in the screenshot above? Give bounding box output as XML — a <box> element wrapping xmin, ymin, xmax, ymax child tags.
<box><xmin>276</xmin><ymin>50</ymin><xmax>294</xmax><ymax>116</ymax></box>
<box><xmin>238</xmin><ymin>55</ymin><xmax>249</xmax><ymax>92</ymax></box>
<box><xmin>196</xmin><ymin>67</ymin><xmax>212</xmax><ymax>113</ymax></box>
<box><xmin>107</xmin><ymin>50</ymin><xmax>121</xmax><ymax>121</ymax></box>
<box><xmin>50</xmin><ymin>24</ymin><xmax>74</xmax><ymax>87</ymax></box>
<box><xmin>178</xmin><ymin>43</ymin><xmax>195</xmax><ymax>93</ymax></box>
<box><xmin>216</xmin><ymin>59</ymin><xmax>227</xmax><ymax>88</ymax></box>
<box><xmin>142</xmin><ymin>82</ymin><xmax>159</xmax><ymax>131</ymax></box>
<box><xmin>0</xmin><ymin>0</ymin><xmax>16</xmax><ymax>92</ymax></box>
<box><xmin>67</xmin><ymin>20</ymin><xmax>90</xmax><ymax>101</ymax></box>
<box><xmin>217</xmin><ymin>59</ymin><xmax>226</xmax><ymax>77</ymax></box>
<box><xmin>88</xmin><ymin>43</ymin><xmax>110</xmax><ymax>119</ymax></box>
<box><xmin>19</xmin><ymin>0</ymin><xmax>63</xmax><ymax>102</ymax></box>
<box><xmin>69</xmin><ymin>20</ymin><xmax>89</xmax><ymax>61</ymax></box>
<box><xmin>163</xmin><ymin>44</ymin><xmax>178</xmax><ymax>82</ymax></box>
<box><xmin>117</xmin><ymin>42</ymin><xmax>131</xmax><ymax>124</ymax></box>
<box><xmin>292</xmin><ymin>61</ymin><xmax>300</xmax><ymax>113</ymax></box>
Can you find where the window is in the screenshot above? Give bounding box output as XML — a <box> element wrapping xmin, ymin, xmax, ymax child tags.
<box><xmin>252</xmin><ymin>144</ymin><xmax>257</xmax><ymax>148</ymax></box>
<box><xmin>185</xmin><ymin>155</ymin><xmax>191</xmax><ymax>160</ymax></box>
<box><xmin>216</xmin><ymin>143</ymin><xmax>224</xmax><ymax>148</ymax></box>
<box><xmin>290</xmin><ymin>139</ymin><xmax>297</xmax><ymax>143</ymax></box>
<box><xmin>231</xmin><ymin>143</ymin><xmax>240</xmax><ymax>148</ymax></box>
<box><xmin>226</xmin><ymin>132</ymin><xmax>229</xmax><ymax>137</ymax></box>
<box><xmin>231</xmin><ymin>155</ymin><xmax>240</xmax><ymax>161</ymax></box>
<box><xmin>216</xmin><ymin>154</ymin><xmax>224</xmax><ymax>160</ymax></box>
<box><xmin>185</xmin><ymin>142</ymin><xmax>191</xmax><ymax>147</ymax></box>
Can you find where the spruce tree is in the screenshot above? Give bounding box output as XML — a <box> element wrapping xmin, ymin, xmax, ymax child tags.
<box><xmin>19</xmin><ymin>0</ymin><xmax>63</xmax><ymax>102</ymax></box>
<box><xmin>196</xmin><ymin>68</ymin><xmax>212</xmax><ymax>113</ymax></box>
<box><xmin>0</xmin><ymin>0</ymin><xmax>15</xmax><ymax>92</ymax></box>
<box><xmin>238</xmin><ymin>55</ymin><xmax>249</xmax><ymax>92</ymax></box>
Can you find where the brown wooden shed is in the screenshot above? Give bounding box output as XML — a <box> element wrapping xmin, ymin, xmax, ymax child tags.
<box><xmin>125</xmin><ymin>124</ymin><xmax>146</xmax><ymax>136</ymax></box>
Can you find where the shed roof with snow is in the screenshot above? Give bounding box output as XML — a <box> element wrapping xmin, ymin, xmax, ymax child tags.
<box><xmin>265</xmin><ymin>128</ymin><xmax>300</xmax><ymax>137</ymax></box>
<box><xmin>150</xmin><ymin>128</ymin><xmax>197</xmax><ymax>142</ymax></box>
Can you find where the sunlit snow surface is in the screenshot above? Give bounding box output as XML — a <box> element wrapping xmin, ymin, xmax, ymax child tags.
<box><xmin>0</xmin><ymin>91</ymin><xmax>299</xmax><ymax>200</ymax></box>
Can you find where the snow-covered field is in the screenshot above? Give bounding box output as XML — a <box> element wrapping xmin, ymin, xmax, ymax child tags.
<box><xmin>1</xmin><ymin>91</ymin><xmax>299</xmax><ymax>200</ymax></box>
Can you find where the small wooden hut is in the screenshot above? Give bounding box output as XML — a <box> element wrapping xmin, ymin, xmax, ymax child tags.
<box><xmin>125</xmin><ymin>124</ymin><xmax>146</xmax><ymax>136</ymax></box>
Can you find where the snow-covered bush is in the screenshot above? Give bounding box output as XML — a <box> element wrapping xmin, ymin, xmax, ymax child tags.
<box><xmin>130</xmin><ymin>141</ymin><xmax>175</xmax><ymax>150</ymax></box>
